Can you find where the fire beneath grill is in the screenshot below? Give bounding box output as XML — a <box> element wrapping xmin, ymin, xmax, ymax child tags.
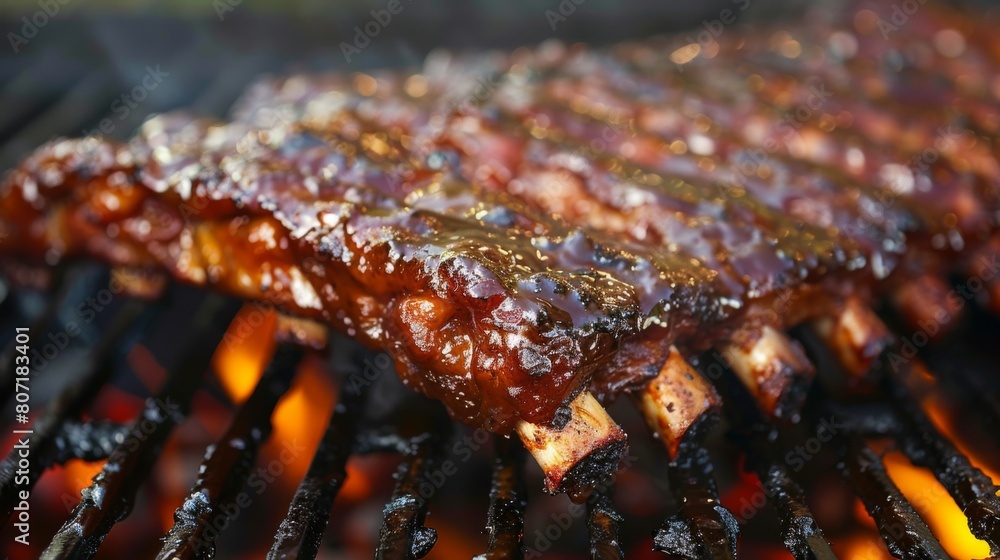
<box><xmin>0</xmin><ymin>265</ymin><xmax>998</xmax><ymax>559</ymax></box>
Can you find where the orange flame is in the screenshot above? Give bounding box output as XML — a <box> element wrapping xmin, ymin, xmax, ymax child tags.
<box><xmin>424</xmin><ymin>521</ymin><xmax>484</xmax><ymax>560</ymax></box>
<box><xmin>211</xmin><ymin>304</ymin><xmax>345</xmax><ymax>488</ymax></box>
<box><xmin>830</xmin><ymin>370</ymin><xmax>1000</xmax><ymax>560</ymax></box>
<box><xmin>266</xmin><ymin>351</ymin><xmax>338</xmax><ymax>485</ymax></box>
<box><xmin>923</xmin><ymin>392</ymin><xmax>1000</xmax><ymax>483</ymax></box>
<box><xmin>60</xmin><ymin>459</ymin><xmax>106</xmax><ymax>497</ymax></box>
<box><xmin>211</xmin><ymin>303</ymin><xmax>278</xmax><ymax>404</ymax></box>
<box><xmin>831</xmin><ymin>531</ymin><xmax>892</xmax><ymax>560</ymax></box>
<box><xmin>882</xmin><ymin>450</ymin><xmax>991</xmax><ymax>558</ymax></box>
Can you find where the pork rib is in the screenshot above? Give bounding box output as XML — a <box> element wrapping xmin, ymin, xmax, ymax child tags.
<box><xmin>2</xmin><ymin>2</ymin><xmax>999</xmax><ymax>495</ymax></box>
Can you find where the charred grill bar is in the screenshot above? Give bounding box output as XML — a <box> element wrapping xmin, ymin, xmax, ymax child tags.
<box><xmin>44</xmin><ymin>294</ymin><xmax>239</xmax><ymax>560</ymax></box>
<box><xmin>482</xmin><ymin>437</ymin><xmax>528</xmax><ymax>560</ymax></box>
<box><xmin>375</xmin><ymin>413</ymin><xmax>449</xmax><ymax>560</ymax></box>
<box><xmin>752</xmin><ymin>459</ymin><xmax>835</xmax><ymax>560</ymax></box>
<box><xmin>155</xmin><ymin>343</ymin><xmax>303</xmax><ymax>560</ymax></box>
<box><xmin>887</xmin><ymin>364</ymin><xmax>1000</xmax><ymax>552</ymax></box>
<box><xmin>0</xmin><ymin>298</ymin><xmax>144</xmax><ymax>525</ymax></box>
<box><xmin>840</xmin><ymin>441</ymin><xmax>949</xmax><ymax>560</ymax></box>
<box><xmin>47</xmin><ymin>420</ymin><xmax>129</xmax><ymax>466</ymax></box>
<box><xmin>0</xmin><ymin>272</ymin><xmax>999</xmax><ymax>558</ymax></box>
<box><xmin>268</xmin><ymin>370</ymin><xmax>364</xmax><ymax>559</ymax></box>
<box><xmin>712</xmin><ymin>361</ymin><xmax>837</xmax><ymax>560</ymax></box>
<box><xmin>654</xmin><ymin>446</ymin><xmax>739</xmax><ymax>560</ymax></box>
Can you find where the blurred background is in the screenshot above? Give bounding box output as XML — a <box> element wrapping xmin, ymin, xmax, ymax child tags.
<box><xmin>0</xmin><ymin>0</ymin><xmax>802</xmax><ymax>171</ymax></box>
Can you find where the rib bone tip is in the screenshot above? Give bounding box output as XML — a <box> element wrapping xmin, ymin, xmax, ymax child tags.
<box><xmin>636</xmin><ymin>347</ymin><xmax>721</xmax><ymax>458</ymax></box>
<box><xmin>719</xmin><ymin>326</ymin><xmax>815</xmax><ymax>420</ymax></box>
<box><xmin>813</xmin><ymin>296</ymin><xmax>892</xmax><ymax>379</ymax></box>
<box><xmin>515</xmin><ymin>391</ymin><xmax>628</xmax><ymax>502</ymax></box>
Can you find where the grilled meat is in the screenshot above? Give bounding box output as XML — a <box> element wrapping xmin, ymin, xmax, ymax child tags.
<box><xmin>2</xmin><ymin>1</ymin><xmax>999</xmax><ymax>494</ymax></box>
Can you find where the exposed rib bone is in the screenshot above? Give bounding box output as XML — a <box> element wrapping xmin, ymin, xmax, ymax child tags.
<box><xmin>717</xmin><ymin>327</ymin><xmax>815</xmax><ymax>420</ymax></box>
<box><xmin>110</xmin><ymin>266</ymin><xmax>167</xmax><ymax>299</ymax></box>
<box><xmin>890</xmin><ymin>274</ymin><xmax>963</xmax><ymax>340</ymax></box>
<box><xmin>636</xmin><ymin>347</ymin><xmax>720</xmax><ymax>458</ymax></box>
<box><xmin>516</xmin><ymin>391</ymin><xmax>627</xmax><ymax>502</ymax></box>
<box><xmin>276</xmin><ymin>312</ymin><xmax>329</xmax><ymax>349</ymax></box>
<box><xmin>812</xmin><ymin>297</ymin><xmax>892</xmax><ymax>379</ymax></box>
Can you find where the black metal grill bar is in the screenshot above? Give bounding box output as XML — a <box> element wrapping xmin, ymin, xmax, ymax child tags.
<box><xmin>586</xmin><ymin>491</ymin><xmax>624</xmax><ymax>560</ymax></box>
<box><xmin>48</xmin><ymin>420</ymin><xmax>129</xmax><ymax>465</ymax></box>
<box><xmin>887</xmin><ymin>365</ymin><xmax>1000</xmax><ymax>553</ymax></box>
<box><xmin>481</xmin><ymin>437</ymin><xmax>527</xmax><ymax>560</ymax></box>
<box><xmin>756</xmin><ymin>462</ymin><xmax>837</xmax><ymax>560</ymax></box>
<box><xmin>716</xmin><ymin>385</ymin><xmax>837</xmax><ymax>559</ymax></box>
<box><xmin>267</xmin><ymin>382</ymin><xmax>364</xmax><ymax>560</ymax></box>
<box><xmin>0</xmin><ymin>298</ymin><xmax>144</xmax><ymax>527</ymax></box>
<box><xmin>4</xmin><ymin>285</ymin><xmax>992</xmax><ymax>559</ymax></box>
<box><xmin>155</xmin><ymin>342</ymin><xmax>304</xmax><ymax>560</ymax></box>
<box><xmin>839</xmin><ymin>436</ymin><xmax>949</xmax><ymax>560</ymax></box>
<box><xmin>42</xmin><ymin>295</ymin><xmax>240</xmax><ymax>560</ymax></box>
<box><xmin>801</xmin><ymin>328</ymin><xmax>965</xmax><ymax>560</ymax></box>
<box><xmin>827</xmin><ymin>401</ymin><xmax>904</xmax><ymax>439</ymax></box>
<box><xmin>375</xmin><ymin>410</ymin><xmax>449</xmax><ymax>560</ymax></box>
<box><xmin>653</xmin><ymin>446</ymin><xmax>739</xmax><ymax>560</ymax></box>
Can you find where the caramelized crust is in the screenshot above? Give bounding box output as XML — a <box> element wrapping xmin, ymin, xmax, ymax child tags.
<box><xmin>2</xmin><ymin>3</ymin><xmax>999</xmax><ymax>433</ymax></box>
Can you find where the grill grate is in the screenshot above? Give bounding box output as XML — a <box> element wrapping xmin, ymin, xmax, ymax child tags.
<box><xmin>482</xmin><ymin>438</ymin><xmax>528</xmax><ymax>560</ymax></box>
<box><xmin>714</xmin><ymin>366</ymin><xmax>836</xmax><ymax>560</ymax></box>
<box><xmin>156</xmin><ymin>342</ymin><xmax>302</xmax><ymax>560</ymax></box>
<box><xmin>269</xmin><ymin>356</ymin><xmax>364</xmax><ymax>559</ymax></box>
<box><xmin>43</xmin><ymin>294</ymin><xmax>240</xmax><ymax>559</ymax></box>
<box><xmin>654</xmin><ymin>446</ymin><xmax>738</xmax><ymax>560</ymax></box>
<box><xmin>375</xmin><ymin>419</ymin><xmax>448</xmax><ymax>560</ymax></box>
<box><xmin>886</xmin><ymin>367</ymin><xmax>1000</xmax><ymax>551</ymax></box>
<box><xmin>1</xmin><ymin>227</ymin><xmax>1000</xmax><ymax>560</ymax></box>
<box><xmin>0</xmin><ymin>298</ymin><xmax>144</xmax><ymax>526</ymax></box>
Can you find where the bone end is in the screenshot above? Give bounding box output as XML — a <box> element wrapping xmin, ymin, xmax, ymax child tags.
<box><xmin>813</xmin><ymin>296</ymin><xmax>892</xmax><ymax>379</ymax></box>
<box><xmin>719</xmin><ymin>326</ymin><xmax>815</xmax><ymax>420</ymax></box>
<box><xmin>636</xmin><ymin>347</ymin><xmax>721</xmax><ymax>458</ymax></box>
<box><xmin>516</xmin><ymin>391</ymin><xmax>628</xmax><ymax>502</ymax></box>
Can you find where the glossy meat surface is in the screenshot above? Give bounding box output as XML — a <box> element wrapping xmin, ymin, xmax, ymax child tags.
<box><xmin>2</xmin><ymin>4</ymin><xmax>998</xmax><ymax>433</ymax></box>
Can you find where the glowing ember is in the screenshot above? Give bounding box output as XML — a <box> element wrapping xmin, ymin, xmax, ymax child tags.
<box><xmin>340</xmin><ymin>461</ymin><xmax>376</xmax><ymax>502</ymax></box>
<box><xmin>424</xmin><ymin>521</ymin><xmax>484</xmax><ymax>560</ymax></box>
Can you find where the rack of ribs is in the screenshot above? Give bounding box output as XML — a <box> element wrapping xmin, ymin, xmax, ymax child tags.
<box><xmin>1</xmin><ymin>0</ymin><xmax>998</xmax><ymax>499</ymax></box>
